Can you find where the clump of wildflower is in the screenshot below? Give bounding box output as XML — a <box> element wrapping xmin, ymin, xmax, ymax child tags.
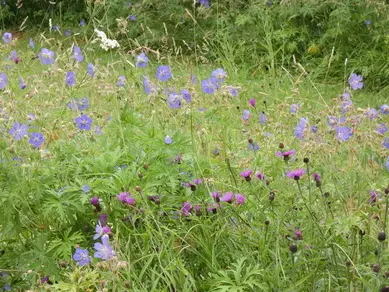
<box><xmin>201</xmin><ymin>77</ymin><xmax>219</xmax><ymax>94</ymax></box>
<box><xmin>73</xmin><ymin>248</ymin><xmax>91</xmax><ymax>266</ymax></box>
<box><xmin>240</xmin><ymin>169</ymin><xmax>253</xmax><ymax>182</ymax></box>
<box><xmin>286</xmin><ymin>169</ymin><xmax>305</xmax><ymax>180</ymax></box>
<box><xmin>116</xmin><ymin>192</ymin><xmax>135</xmax><ymax>206</ymax></box>
<box><xmin>212</xmin><ymin>68</ymin><xmax>227</xmax><ymax>82</ymax></box>
<box><xmin>348</xmin><ymin>73</ymin><xmax>363</xmax><ymax>90</ymax></box>
<box><xmin>94</xmin><ymin>234</ymin><xmax>115</xmax><ymax>260</ymax></box>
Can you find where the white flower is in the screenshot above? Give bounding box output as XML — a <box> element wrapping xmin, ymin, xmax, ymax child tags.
<box><xmin>94</xmin><ymin>29</ymin><xmax>120</xmax><ymax>51</ymax></box>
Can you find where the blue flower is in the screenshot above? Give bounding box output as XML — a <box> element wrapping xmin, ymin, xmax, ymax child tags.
<box><xmin>29</xmin><ymin>38</ymin><xmax>35</xmax><ymax>48</ymax></box>
<box><xmin>66</xmin><ymin>71</ymin><xmax>76</xmax><ymax>87</ymax></box>
<box><xmin>64</xmin><ymin>30</ymin><xmax>71</xmax><ymax>36</ymax></box>
<box><xmin>29</xmin><ymin>133</ymin><xmax>44</xmax><ymax>148</ymax></box>
<box><xmin>0</xmin><ymin>72</ymin><xmax>8</xmax><ymax>89</ymax></box>
<box><xmin>336</xmin><ymin>126</ymin><xmax>352</xmax><ymax>141</ymax></box>
<box><xmin>211</xmin><ymin>68</ymin><xmax>227</xmax><ymax>82</ymax></box>
<box><xmin>383</xmin><ymin>138</ymin><xmax>389</xmax><ymax>149</ymax></box>
<box><xmin>87</xmin><ymin>63</ymin><xmax>95</xmax><ymax>77</ymax></box>
<box><xmin>39</xmin><ymin>48</ymin><xmax>55</xmax><ymax>65</ymax></box>
<box><xmin>80</xmin><ymin>19</ymin><xmax>86</xmax><ymax>26</ymax></box>
<box><xmin>227</xmin><ymin>87</ymin><xmax>239</xmax><ymax>97</ymax></box>
<box><xmin>259</xmin><ymin>112</ymin><xmax>267</xmax><ymax>124</ymax></box>
<box><xmin>365</xmin><ymin>108</ymin><xmax>378</xmax><ymax>120</ymax></box>
<box><xmin>348</xmin><ymin>73</ymin><xmax>363</xmax><ymax>90</ymax></box>
<box><xmin>156</xmin><ymin>65</ymin><xmax>172</xmax><ymax>82</ymax></box>
<box><xmin>73</xmin><ymin>45</ymin><xmax>84</xmax><ymax>62</ymax></box>
<box><xmin>128</xmin><ymin>15</ymin><xmax>136</xmax><ymax>21</ymax></box>
<box><xmin>181</xmin><ymin>89</ymin><xmax>192</xmax><ymax>103</ymax></box>
<box><xmin>168</xmin><ymin>93</ymin><xmax>182</xmax><ymax>108</ymax></box>
<box><xmin>294</xmin><ymin>118</ymin><xmax>308</xmax><ymax>140</ymax></box>
<box><xmin>68</xmin><ymin>97</ymin><xmax>88</xmax><ymax>111</ymax></box>
<box><xmin>2</xmin><ymin>32</ymin><xmax>12</xmax><ymax>43</ymax></box>
<box><xmin>94</xmin><ymin>234</ymin><xmax>115</xmax><ymax>260</ymax></box>
<box><xmin>136</xmin><ymin>52</ymin><xmax>149</xmax><ymax>68</ymax></box>
<box><xmin>248</xmin><ymin>142</ymin><xmax>259</xmax><ymax>152</ymax></box>
<box><xmin>380</xmin><ymin>104</ymin><xmax>389</xmax><ymax>115</ymax></box>
<box><xmin>201</xmin><ymin>77</ymin><xmax>218</xmax><ymax>94</ymax></box>
<box><xmin>198</xmin><ymin>0</ymin><xmax>210</xmax><ymax>8</ymax></box>
<box><xmin>19</xmin><ymin>77</ymin><xmax>26</xmax><ymax>89</ymax></box>
<box><xmin>164</xmin><ymin>135</ymin><xmax>173</xmax><ymax>144</ymax></box>
<box><xmin>117</xmin><ymin>76</ymin><xmax>126</xmax><ymax>87</ymax></box>
<box><xmin>242</xmin><ymin>110</ymin><xmax>250</xmax><ymax>121</ymax></box>
<box><xmin>9</xmin><ymin>122</ymin><xmax>28</xmax><ymax>140</ymax></box>
<box><xmin>74</xmin><ymin>114</ymin><xmax>92</xmax><ymax>130</ymax></box>
<box><xmin>376</xmin><ymin>124</ymin><xmax>388</xmax><ymax>135</ymax></box>
<box><xmin>73</xmin><ymin>248</ymin><xmax>91</xmax><ymax>266</ymax></box>
<box><xmin>82</xmin><ymin>185</ymin><xmax>91</xmax><ymax>192</ymax></box>
<box><xmin>290</xmin><ymin>104</ymin><xmax>300</xmax><ymax>114</ymax></box>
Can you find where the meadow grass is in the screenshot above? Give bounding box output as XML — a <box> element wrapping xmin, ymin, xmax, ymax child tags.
<box><xmin>0</xmin><ymin>32</ymin><xmax>389</xmax><ymax>291</ymax></box>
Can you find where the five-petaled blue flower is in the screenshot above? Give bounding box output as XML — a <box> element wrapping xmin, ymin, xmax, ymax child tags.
<box><xmin>201</xmin><ymin>77</ymin><xmax>218</xmax><ymax>94</ymax></box>
<box><xmin>336</xmin><ymin>126</ymin><xmax>352</xmax><ymax>141</ymax></box>
<box><xmin>73</xmin><ymin>45</ymin><xmax>84</xmax><ymax>62</ymax></box>
<box><xmin>73</xmin><ymin>248</ymin><xmax>91</xmax><ymax>266</ymax></box>
<box><xmin>94</xmin><ymin>234</ymin><xmax>115</xmax><ymax>260</ymax></box>
<box><xmin>9</xmin><ymin>122</ymin><xmax>28</xmax><ymax>140</ymax></box>
<box><xmin>168</xmin><ymin>93</ymin><xmax>182</xmax><ymax>108</ymax></box>
<box><xmin>39</xmin><ymin>48</ymin><xmax>55</xmax><ymax>65</ymax></box>
<box><xmin>74</xmin><ymin>114</ymin><xmax>92</xmax><ymax>130</ymax></box>
<box><xmin>136</xmin><ymin>52</ymin><xmax>149</xmax><ymax>68</ymax></box>
<box><xmin>2</xmin><ymin>32</ymin><xmax>12</xmax><ymax>43</ymax></box>
<box><xmin>66</xmin><ymin>71</ymin><xmax>76</xmax><ymax>87</ymax></box>
<box><xmin>156</xmin><ymin>65</ymin><xmax>172</xmax><ymax>82</ymax></box>
<box><xmin>348</xmin><ymin>73</ymin><xmax>363</xmax><ymax>90</ymax></box>
<box><xmin>29</xmin><ymin>133</ymin><xmax>45</xmax><ymax>148</ymax></box>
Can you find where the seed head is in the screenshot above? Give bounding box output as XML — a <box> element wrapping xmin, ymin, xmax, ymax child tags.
<box><xmin>279</xmin><ymin>143</ymin><xmax>284</xmax><ymax>149</ymax></box>
<box><xmin>265</xmin><ymin>219</ymin><xmax>270</xmax><ymax>226</ymax></box>
<box><xmin>378</xmin><ymin>231</ymin><xmax>386</xmax><ymax>241</ymax></box>
<box><xmin>269</xmin><ymin>192</ymin><xmax>275</xmax><ymax>201</ymax></box>
<box><xmin>303</xmin><ymin>157</ymin><xmax>309</xmax><ymax>163</ymax></box>
<box><xmin>372</xmin><ymin>264</ymin><xmax>381</xmax><ymax>273</ymax></box>
<box><xmin>289</xmin><ymin>244</ymin><xmax>298</xmax><ymax>253</ymax></box>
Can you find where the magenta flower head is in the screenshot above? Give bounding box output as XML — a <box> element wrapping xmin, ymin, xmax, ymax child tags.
<box><xmin>286</xmin><ymin>169</ymin><xmax>305</xmax><ymax>180</ymax></box>
<box><xmin>348</xmin><ymin>73</ymin><xmax>363</xmax><ymax>90</ymax></box>
<box><xmin>256</xmin><ymin>172</ymin><xmax>265</xmax><ymax>180</ymax></box>
<box><xmin>75</xmin><ymin>114</ymin><xmax>92</xmax><ymax>130</ymax></box>
<box><xmin>73</xmin><ymin>248</ymin><xmax>91</xmax><ymax>266</ymax></box>
<box><xmin>294</xmin><ymin>229</ymin><xmax>303</xmax><ymax>240</ymax></box>
<box><xmin>276</xmin><ymin>149</ymin><xmax>295</xmax><ymax>161</ymax></box>
<box><xmin>94</xmin><ymin>234</ymin><xmax>115</xmax><ymax>260</ymax></box>
<box><xmin>38</xmin><ymin>48</ymin><xmax>55</xmax><ymax>65</ymax></box>
<box><xmin>194</xmin><ymin>204</ymin><xmax>202</xmax><ymax>216</ymax></box>
<box><xmin>240</xmin><ymin>169</ymin><xmax>253</xmax><ymax>182</ymax></box>
<box><xmin>90</xmin><ymin>196</ymin><xmax>102</xmax><ymax>212</ymax></box>
<box><xmin>235</xmin><ymin>193</ymin><xmax>246</xmax><ymax>205</ymax></box>
<box><xmin>181</xmin><ymin>201</ymin><xmax>193</xmax><ymax>216</ymax></box>
<box><xmin>249</xmin><ymin>98</ymin><xmax>256</xmax><ymax>107</ymax></box>
<box><xmin>313</xmin><ymin>173</ymin><xmax>321</xmax><ymax>187</ymax></box>
<box><xmin>136</xmin><ymin>52</ymin><xmax>149</xmax><ymax>68</ymax></box>
<box><xmin>117</xmin><ymin>192</ymin><xmax>135</xmax><ymax>206</ymax></box>
<box><xmin>370</xmin><ymin>190</ymin><xmax>379</xmax><ymax>204</ymax></box>
<box><xmin>156</xmin><ymin>65</ymin><xmax>172</xmax><ymax>82</ymax></box>
<box><xmin>2</xmin><ymin>32</ymin><xmax>12</xmax><ymax>43</ymax></box>
<box><xmin>221</xmin><ymin>192</ymin><xmax>234</xmax><ymax>203</ymax></box>
<box><xmin>211</xmin><ymin>191</ymin><xmax>220</xmax><ymax>203</ymax></box>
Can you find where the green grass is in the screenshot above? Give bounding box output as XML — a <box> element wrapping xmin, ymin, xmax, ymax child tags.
<box><xmin>0</xmin><ymin>33</ymin><xmax>389</xmax><ymax>291</ymax></box>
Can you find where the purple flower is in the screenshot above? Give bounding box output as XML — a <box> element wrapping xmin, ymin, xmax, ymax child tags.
<box><xmin>221</xmin><ymin>192</ymin><xmax>234</xmax><ymax>203</ymax></box>
<box><xmin>73</xmin><ymin>248</ymin><xmax>91</xmax><ymax>266</ymax></box>
<box><xmin>290</xmin><ymin>104</ymin><xmax>300</xmax><ymax>114</ymax></box>
<box><xmin>259</xmin><ymin>112</ymin><xmax>267</xmax><ymax>124</ymax></box>
<box><xmin>80</xmin><ymin>19</ymin><xmax>86</xmax><ymax>26</ymax></box>
<box><xmin>181</xmin><ymin>89</ymin><xmax>192</xmax><ymax>103</ymax></box>
<box><xmin>198</xmin><ymin>0</ymin><xmax>210</xmax><ymax>7</ymax></box>
<box><xmin>335</xmin><ymin>126</ymin><xmax>352</xmax><ymax>141</ymax></box>
<box><xmin>136</xmin><ymin>52</ymin><xmax>149</xmax><ymax>68</ymax></box>
<box><xmin>376</xmin><ymin>124</ymin><xmax>388</xmax><ymax>135</ymax></box>
<box><xmin>2</xmin><ymin>284</ymin><xmax>11</xmax><ymax>291</ymax></box>
<box><xmin>99</xmin><ymin>213</ymin><xmax>108</xmax><ymax>225</ymax></box>
<box><xmin>249</xmin><ymin>98</ymin><xmax>256</xmax><ymax>107</ymax></box>
<box><xmin>340</xmin><ymin>100</ymin><xmax>353</xmax><ymax>113</ymax></box>
<box><xmin>235</xmin><ymin>193</ymin><xmax>245</xmax><ymax>205</ymax></box>
<box><xmin>74</xmin><ymin>114</ymin><xmax>92</xmax><ymax>130</ymax></box>
<box><xmin>2</xmin><ymin>32</ymin><xmax>12</xmax><ymax>43</ymax></box>
<box><xmin>348</xmin><ymin>73</ymin><xmax>363</xmax><ymax>90</ymax></box>
<box><xmin>73</xmin><ymin>45</ymin><xmax>84</xmax><ymax>62</ymax></box>
<box><xmin>191</xmin><ymin>74</ymin><xmax>198</xmax><ymax>84</ymax></box>
<box><xmin>228</xmin><ymin>87</ymin><xmax>239</xmax><ymax>97</ymax></box>
<box><xmin>29</xmin><ymin>133</ymin><xmax>44</xmax><ymax>148</ymax></box>
<box><xmin>89</xmin><ymin>196</ymin><xmax>100</xmax><ymax>207</ymax></box>
<box><xmin>117</xmin><ymin>192</ymin><xmax>135</xmax><ymax>205</ymax></box>
<box><xmin>370</xmin><ymin>190</ymin><xmax>379</xmax><ymax>204</ymax></box>
<box><xmin>240</xmin><ymin>169</ymin><xmax>252</xmax><ymax>182</ymax></box>
<box><xmin>10</xmin><ymin>50</ymin><xmax>19</xmax><ymax>63</ymax></box>
<box><xmin>383</xmin><ymin>138</ymin><xmax>389</xmax><ymax>149</ymax></box>
<box><xmin>66</xmin><ymin>71</ymin><xmax>76</xmax><ymax>87</ymax></box>
<box><xmin>248</xmin><ymin>142</ymin><xmax>259</xmax><ymax>152</ymax></box>
<box><xmin>294</xmin><ymin>117</ymin><xmax>308</xmax><ymax>139</ymax></box>
<box><xmin>380</xmin><ymin>104</ymin><xmax>389</xmax><ymax>115</ymax></box>
<box><xmin>128</xmin><ymin>15</ymin><xmax>136</xmax><ymax>21</ymax></box>
<box><xmin>181</xmin><ymin>201</ymin><xmax>193</xmax><ymax>216</ymax></box>
<box><xmin>29</xmin><ymin>38</ymin><xmax>35</xmax><ymax>48</ymax></box>
<box><xmin>117</xmin><ymin>76</ymin><xmax>126</xmax><ymax>87</ymax></box>
<box><xmin>0</xmin><ymin>72</ymin><xmax>8</xmax><ymax>89</ymax></box>
<box><xmin>256</xmin><ymin>172</ymin><xmax>265</xmax><ymax>180</ymax></box>
<box><xmin>87</xmin><ymin>63</ymin><xmax>95</xmax><ymax>77</ymax></box>
<box><xmin>19</xmin><ymin>77</ymin><xmax>26</xmax><ymax>89</ymax></box>
<box><xmin>212</xmin><ymin>68</ymin><xmax>227</xmax><ymax>82</ymax></box>
<box><xmin>39</xmin><ymin>48</ymin><xmax>55</xmax><ymax>65</ymax></box>
<box><xmin>168</xmin><ymin>93</ymin><xmax>182</xmax><ymax>108</ymax></box>
<box><xmin>365</xmin><ymin>108</ymin><xmax>378</xmax><ymax>120</ymax></box>
<box><xmin>93</xmin><ymin>221</ymin><xmax>111</xmax><ymax>240</ymax></box>
<box><xmin>286</xmin><ymin>169</ymin><xmax>305</xmax><ymax>179</ymax></box>
<box><xmin>68</xmin><ymin>97</ymin><xmax>89</xmax><ymax>111</ymax></box>
<box><xmin>294</xmin><ymin>229</ymin><xmax>303</xmax><ymax>240</ymax></box>
<box><xmin>164</xmin><ymin>135</ymin><xmax>172</xmax><ymax>144</ymax></box>
<box><xmin>276</xmin><ymin>149</ymin><xmax>296</xmax><ymax>159</ymax></box>
<box><xmin>94</xmin><ymin>234</ymin><xmax>115</xmax><ymax>260</ymax></box>
<box><xmin>327</xmin><ymin>115</ymin><xmax>345</xmax><ymax>128</ymax></box>
<box><xmin>313</xmin><ymin>173</ymin><xmax>321</xmax><ymax>183</ymax></box>
<box><xmin>242</xmin><ymin>110</ymin><xmax>250</xmax><ymax>121</ymax></box>
<box><xmin>51</xmin><ymin>25</ymin><xmax>60</xmax><ymax>31</ymax></box>
<box><xmin>95</xmin><ymin>126</ymin><xmax>102</xmax><ymax>135</ymax></box>
<box><xmin>201</xmin><ymin>77</ymin><xmax>219</xmax><ymax>94</ymax></box>
<box><xmin>156</xmin><ymin>65</ymin><xmax>172</xmax><ymax>82</ymax></box>
<box><xmin>365</xmin><ymin>20</ymin><xmax>371</xmax><ymax>26</ymax></box>
<box><xmin>9</xmin><ymin>122</ymin><xmax>28</xmax><ymax>140</ymax></box>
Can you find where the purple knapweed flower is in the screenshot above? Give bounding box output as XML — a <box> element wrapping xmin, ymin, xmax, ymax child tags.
<box><xmin>74</xmin><ymin>114</ymin><xmax>92</xmax><ymax>130</ymax></box>
<box><xmin>73</xmin><ymin>248</ymin><xmax>91</xmax><ymax>266</ymax></box>
<box><xmin>294</xmin><ymin>117</ymin><xmax>308</xmax><ymax>140</ymax></box>
<box><xmin>89</xmin><ymin>196</ymin><xmax>100</xmax><ymax>207</ymax></box>
<box><xmin>29</xmin><ymin>133</ymin><xmax>44</xmax><ymax>148</ymax></box>
<box><xmin>365</xmin><ymin>108</ymin><xmax>379</xmax><ymax>120</ymax></box>
<box><xmin>0</xmin><ymin>72</ymin><xmax>8</xmax><ymax>89</ymax></box>
<box><xmin>201</xmin><ymin>77</ymin><xmax>219</xmax><ymax>94</ymax></box>
<box><xmin>313</xmin><ymin>173</ymin><xmax>321</xmax><ymax>183</ymax></box>
<box><xmin>156</xmin><ymin>65</ymin><xmax>172</xmax><ymax>82</ymax></box>
<box><xmin>181</xmin><ymin>89</ymin><xmax>192</xmax><ymax>103</ymax></box>
<box><xmin>136</xmin><ymin>52</ymin><xmax>149</xmax><ymax>68</ymax></box>
<box><xmin>73</xmin><ymin>45</ymin><xmax>84</xmax><ymax>62</ymax></box>
<box><xmin>348</xmin><ymin>73</ymin><xmax>363</xmax><ymax>90</ymax></box>
<box><xmin>38</xmin><ymin>48</ymin><xmax>55</xmax><ymax>65</ymax></box>
<box><xmin>235</xmin><ymin>193</ymin><xmax>245</xmax><ymax>205</ymax></box>
<box><xmin>184</xmin><ymin>179</ymin><xmax>203</xmax><ymax>191</ymax></box>
<box><xmin>181</xmin><ymin>201</ymin><xmax>193</xmax><ymax>216</ymax></box>
<box><xmin>249</xmin><ymin>98</ymin><xmax>256</xmax><ymax>107</ymax></box>
<box><xmin>211</xmin><ymin>191</ymin><xmax>220</xmax><ymax>202</ymax></box>
<box><xmin>117</xmin><ymin>75</ymin><xmax>126</xmax><ymax>87</ymax></box>
<box><xmin>40</xmin><ymin>276</ymin><xmax>51</xmax><ymax>284</ymax></box>
<box><xmin>2</xmin><ymin>32</ymin><xmax>12</xmax><ymax>43</ymax></box>
<box><xmin>66</xmin><ymin>71</ymin><xmax>76</xmax><ymax>87</ymax></box>
<box><xmin>87</xmin><ymin>63</ymin><xmax>95</xmax><ymax>77</ymax></box>
<box><xmin>380</xmin><ymin>104</ymin><xmax>389</xmax><ymax>115</ymax></box>
<box><xmin>164</xmin><ymin>135</ymin><xmax>173</xmax><ymax>144</ymax></box>
<box><xmin>212</xmin><ymin>68</ymin><xmax>227</xmax><ymax>82</ymax></box>
<box><xmin>369</xmin><ymin>190</ymin><xmax>379</xmax><ymax>204</ymax></box>
<box><xmin>376</xmin><ymin>124</ymin><xmax>388</xmax><ymax>135</ymax></box>
<box><xmin>117</xmin><ymin>192</ymin><xmax>135</xmax><ymax>206</ymax></box>
<box><xmin>94</xmin><ymin>234</ymin><xmax>115</xmax><ymax>260</ymax></box>
<box><xmin>240</xmin><ymin>169</ymin><xmax>252</xmax><ymax>182</ymax></box>
<box><xmin>383</xmin><ymin>138</ymin><xmax>389</xmax><ymax>149</ymax></box>
<box><xmin>9</xmin><ymin>122</ymin><xmax>28</xmax><ymax>140</ymax></box>
<box><xmin>242</xmin><ymin>110</ymin><xmax>250</xmax><ymax>121</ymax></box>
<box><xmin>221</xmin><ymin>192</ymin><xmax>234</xmax><ymax>203</ymax></box>
<box><xmin>294</xmin><ymin>229</ymin><xmax>303</xmax><ymax>240</ymax></box>
<box><xmin>276</xmin><ymin>149</ymin><xmax>296</xmax><ymax>161</ymax></box>
<box><xmin>19</xmin><ymin>77</ymin><xmax>26</xmax><ymax>89</ymax></box>
<box><xmin>168</xmin><ymin>93</ymin><xmax>182</xmax><ymax>108</ymax></box>
<box><xmin>259</xmin><ymin>112</ymin><xmax>267</xmax><ymax>124</ymax></box>
<box><xmin>256</xmin><ymin>172</ymin><xmax>265</xmax><ymax>180</ymax></box>
<box><xmin>335</xmin><ymin>126</ymin><xmax>352</xmax><ymax>141</ymax></box>
<box><xmin>286</xmin><ymin>169</ymin><xmax>305</xmax><ymax>180</ymax></box>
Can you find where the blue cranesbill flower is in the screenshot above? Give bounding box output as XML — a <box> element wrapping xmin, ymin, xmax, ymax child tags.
<box><xmin>259</xmin><ymin>112</ymin><xmax>267</xmax><ymax>124</ymax></box>
<box><xmin>2</xmin><ymin>32</ymin><xmax>12</xmax><ymax>43</ymax></box>
<box><xmin>29</xmin><ymin>133</ymin><xmax>44</xmax><ymax>148</ymax></box>
<box><xmin>94</xmin><ymin>234</ymin><xmax>115</xmax><ymax>260</ymax></box>
<box><xmin>9</xmin><ymin>122</ymin><xmax>28</xmax><ymax>140</ymax></box>
<box><xmin>383</xmin><ymin>138</ymin><xmax>389</xmax><ymax>149</ymax></box>
<box><xmin>348</xmin><ymin>73</ymin><xmax>363</xmax><ymax>90</ymax></box>
<box><xmin>156</xmin><ymin>65</ymin><xmax>172</xmax><ymax>82</ymax></box>
<box><xmin>376</xmin><ymin>124</ymin><xmax>388</xmax><ymax>135</ymax></box>
<box><xmin>19</xmin><ymin>77</ymin><xmax>26</xmax><ymax>89</ymax></box>
<box><xmin>212</xmin><ymin>68</ymin><xmax>227</xmax><ymax>82</ymax></box>
<box><xmin>201</xmin><ymin>77</ymin><xmax>218</xmax><ymax>94</ymax></box>
<box><xmin>117</xmin><ymin>76</ymin><xmax>126</xmax><ymax>87</ymax></box>
<box><xmin>73</xmin><ymin>248</ymin><xmax>91</xmax><ymax>266</ymax></box>
<box><xmin>39</xmin><ymin>48</ymin><xmax>55</xmax><ymax>65</ymax></box>
<box><xmin>29</xmin><ymin>38</ymin><xmax>35</xmax><ymax>48</ymax></box>
<box><xmin>380</xmin><ymin>104</ymin><xmax>389</xmax><ymax>115</ymax></box>
<box><xmin>87</xmin><ymin>63</ymin><xmax>95</xmax><ymax>78</ymax></box>
<box><xmin>136</xmin><ymin>52</ymin><xmax>149</xmax><ymax>68</ymax></box>
<box><xmin>164</xmin><ymin>135</ymin><xmax>173</xmax><ymax>144</ymax></box>
<box><xmin>0</xmin><ymin>73</ymin><xmax>8</xmax><ymax>90</ymax></box>
<box><xmin>73</xmin><ymin>45</ymin><xmax>84</xmax><ymax>62</ymax></box>
<box><xmin>181</xmin><ymin>89</ymin><xmax>192</xmax><ymax>103</ymax></box>
<box><xmin>128</xmin><ymin>15</ymin><xmax>136</xmax><ymax>21</ymax></box>
<box><xmin>365</xmin><ymin>108</ymin><xmax>378</xmax><ymax>120</ymax></box>
<box><xmin>168</xmin><ymin>93</ymin><xmax>182</xmax><ymax>108</ymax></box>
<box><xmin>74</xmin><ymin>114</ymin><xmax>92</xmax><ymax>130</ymax></box>
<box><xmin>68</xmin><ymin>97</ymin><xmax>89</xmax><ymax>111</ymax></box>
<box><xmin>66</xmin><ymin>71</ymin><xmax>76</xmax><ymax>87</ymax></box>
<box><xmin>294</xmin><ymin>118</ymin><xmax>308</xmax><ymax>140</ymax></box>
<box><xmin>336</xmin><ymin>126</ymin><xmax>352</xmax><ymax>141</ymax></box>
